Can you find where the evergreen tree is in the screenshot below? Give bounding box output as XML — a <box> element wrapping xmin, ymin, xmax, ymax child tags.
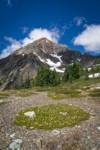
<box><xmin>91</xmin><ymin>65</ymin><xmax>95</xmax><ymax>78</ymax></box>
<box><xmin>51</xmin><ymin>70</ymin><xmax>61</xmax><ymax>86</ymax></box>
<box><xmin>63</xmin><ymin>62</ymin><xmax>82</xmax><ymax>83</ymax></box>
<box><xmin>84</xmin><ymin>68</ymin><xmax>89</xmax><ymax>80</ymax></box>
<box><xmin>34</xmin><ymin>66</ymin><xmax>60</xmax><ymax>86</ymax></box>
<box><xmin>62</xmin><ymin>64</ymin><xmax>73</xmax><ymax>83</ymax></box>
<box><xmin>72</xmin><ymin>62</ymin><xmax>80</xmax><ymax>80</ymax></box>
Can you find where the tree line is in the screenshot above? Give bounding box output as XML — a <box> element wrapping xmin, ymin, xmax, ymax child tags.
<box><xmin>20</xmin><ymin>62</ymin><xmax>88</xmax><ymax>88</ymax></box>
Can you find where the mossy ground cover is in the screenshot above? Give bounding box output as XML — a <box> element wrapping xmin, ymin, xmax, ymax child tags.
<box><xmin>88</xmin><ymin>89</ymin><xmax>100</xmax><ymax>97</ymax></box>
<box><xmin>0</xmin><ymin>92</ymin><xmax>10</xmax><ymax>99</ymax></box>
<box><xmin>64</xmin><ymin>78</ymin><xmax>100</xmax><ymax>90</ymax></box>
<box><xmin>14</xmin><ymin>104</ymin><xmax>89</xmax><ymax>130</ymax></box>
<box><xmin>14</xmin><ymin>89</ymin><xmax>36</xmax><ymax>97</ymax></box>
<box><xmin>0</xmin><ymin>89</ymin><xmax>36</xmax><ymax>99</ymax></box>
<box><xmin>0</xmin><ymin>101</ymin><xmax>6</xmax><ymax>106</ymax></box>
<box><xmin>48</xmin><ymin>89</ymin><xmax>81</xmax><ymax>100</ymax></box>
<box><xmin>35</xmin><ymin>78</ymin><xmax>100</xmax><ymax>100</ymax></box>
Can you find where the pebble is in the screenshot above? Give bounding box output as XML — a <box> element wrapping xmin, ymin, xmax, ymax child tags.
<box><xmin>97</xmin><ymin>126</ymin><xmax>100</xmax><ymax>131</ymax></box>
<box><xmin>10</xmin><ymin>133</ymin><xmax>15</xmax><ymax>138</ymax></box>
<box><xmin>52</xmin><ymin>129</ymin><xmax>60</xmax><ymax>136</ymax></box>
<box><xmin>91</xmin><ymin>146</ymin><xmax>97</xmax><ymax>150</ymax></box>
<box><xmin>30</xmin><ymin>126</ymin><xmax>34</xmax><ymax>130</ymax></box>
<box><xmin>34</xmin><ymin>137</ymin><xmax>42</xmax><ymax>149</ymax></box>
<box><xmin>24</xmin><ymin>111</ymin><xmax>36</xmax><ymax>118</ymax></box>
<box><xmin>87</xmin><ymin>136</ymin><xmax>90</xmax><ymax>139</ymax></box>
<box><xmin>69</xmin><ymin>104</ymin><xmax>72</xmax><ymax>106</ymax></box>
<box><xmin>0</xmin><ymin>100</ymin><xmax>4</xmax><ymax>103</ymax></box>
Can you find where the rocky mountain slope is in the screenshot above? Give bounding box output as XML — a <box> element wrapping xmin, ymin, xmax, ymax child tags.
<box><xmin>0</xmin><ymin>38</ymin><xmax>99</xmax><ymax>89</ymax></box>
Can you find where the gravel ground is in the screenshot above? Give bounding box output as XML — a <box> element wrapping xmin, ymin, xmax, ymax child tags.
<box><xmin>0</xmin><ymin>91</ymin><xmax>100</xmax><ymax>150</ymax></box>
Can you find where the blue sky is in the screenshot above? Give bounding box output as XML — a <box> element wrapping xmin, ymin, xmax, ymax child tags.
<box><xmin>0</xmin><ymin>0</ymin><xmax>100</xmax><ymax>58</ymax></box>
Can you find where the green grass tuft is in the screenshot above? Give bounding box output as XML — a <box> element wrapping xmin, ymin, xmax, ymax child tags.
<box><xmin>0</xmin><ymin>93</ymin><xmax>10</xmax><ymax>99</ymax></box>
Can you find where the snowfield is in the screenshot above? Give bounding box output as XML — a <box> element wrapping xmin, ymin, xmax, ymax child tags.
<box><xmin>46</xmin><ymin>59</ymin><xmax>61</xmax><ymax>67</ymax></box>
<box><xmin>46</xmin><ymin>59</ymin><xmax>64</xmax><ymax>73</ymax></box>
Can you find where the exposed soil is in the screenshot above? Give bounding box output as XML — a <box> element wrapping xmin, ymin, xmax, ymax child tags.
<box><xmin>0</xmin><ymin>90</ymin><xmax>100</xmax><ymax>150</ymax></box>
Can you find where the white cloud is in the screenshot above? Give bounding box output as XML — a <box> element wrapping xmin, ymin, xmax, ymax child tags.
<box><xmin>73</xmin><ymin>25</ymin><xmax>100</xmax><ymax>53</ymax></box>
<box><xmin>22</xmin><ymin>28</ymin><xmax>60</xmax><ymax>46</ymax></box>
<box><xmin>0</xmin><ymin>28</ymin><xmax>61</xmax><ymax>59</ymax></box>
<box><xmin>74</xmin><ymin>16</ymin><xmax>86</xmax><ymax>26</ymax></box>
<box><xmin>0</xmin><ymin>37</ymin><xmax>22</xmax><ymax>59</ymax></box>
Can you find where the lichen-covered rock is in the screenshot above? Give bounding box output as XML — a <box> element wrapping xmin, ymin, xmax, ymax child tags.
<box><xmin>9</xmin><ymin>139</ymin><xmax>23</xmax><ymax>150</ymax></box>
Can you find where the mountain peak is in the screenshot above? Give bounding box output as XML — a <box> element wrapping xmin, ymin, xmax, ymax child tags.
<box><xmin>34</xmin><ymin>37</ymin><xmax>55</xmax><ymax>43</ymax></box>
<box><xmin>0</xmin><ymin>38</ymin><xmax>98</xmax><ymax>89</ymax></box>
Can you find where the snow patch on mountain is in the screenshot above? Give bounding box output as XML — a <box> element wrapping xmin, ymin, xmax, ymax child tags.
<box><xmin>46</xmin><ymin>39</ymin><xmax>49</xmax><ymax>43</ymax></box>
<box><xmin>22</xmin><ymin>54</ymin><xmax>25</xmax><ymax>57</ymax></box>
<box><xmin>46</xmin><ymin>59</ymin><xmax>64</xmax><ymax>73</ymax></box>
<box><xmin>46</xmin><ymin>59</ymin><xmax>61</xmax><ymax>67</ymax></box>
<box><xmin>77</xmin><ymin>58</ymin><xmax>81</xmax><ymax>62</ymax></box>
<box><xmin>33</xmin><ymin>52</ymin><xmax>45</xmax><ymax>63</ymax></box>
<box><xmin>50</xmin><ymin>54</ymin><xmax>62</xmax><ymax>62</ymax></box>
<box><xmin>94</xmin><ymin>64</ymin><xmax>100</xmax><ymax>67</ymax></box>
<box><xmin>50</xmin><ymin>67</ymin><xmax>64</xmax><ymax>73</ymax></box>
<box><xmin>41</xmin><ymin>48</ymin><xmax>46</xmax><ymax>53</ymax></box>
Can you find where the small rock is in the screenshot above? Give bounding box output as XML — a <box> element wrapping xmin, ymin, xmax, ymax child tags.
<box><xmin>87</xmin><ymin>136</ymin><xmax>90</xmax><ymax>139</ymax></box>
<box><xmin>97</xmin><ymin>126</ymin><xmax>100</xmax><ymax>131</ymax></box>
<box><xmin>9</xmin><ymin>141</ymin><xmax>20</xmax><ymax>150</ymax></box>
<box><xmin>10</xmin><ymin>133</ymin><xmax>15</xmax><ymax>138</ymax></box>
<box><xmin>57</xmin><ymin>144</ymin><xmax>62</xmax><ymax>149</ymax></box>
<box><xmin>75</xmin><ymin>125</ymin><xmax>81</xmax><ymax>128</ymax></box>
<box><xmin>69</xmin><ymin>104</ymin><xmax>72</xmax><ymax>106</ymax></box>
<box><xmin>14</xmin><ymin>139</ymin><xmax>23</xmax><ymax>144</ymax></box>
<box><xmin>9</xmin><ymin>139</ymin><xmax>23</xmax><ymax>150</ymax></box>
<box><xmin>34</xmin><ymin>137</ymin><xmax>42</xmax><ymax>149</ymax></box>
<box><xmin>0</xmin><ymin>100</ymin><xmax>3</xmax><ymax>103</ymax></box>
<box><xmin>24</xmin><ymin>111</ymin><xmax>36</xmax><ymax>118</ymax></box>
<box><xmin>90</xmin><ymin>113</ymin><xmax>96</xmax><ymax>116</ymax></box>
<box><xmin>6</xmin><ymin>133</ymin><xmax>9</xmax><ymax>137</ymax></box>
<box><xmin>30</xmin><ymin>126</ymin><xmax>34</xmax><ymax>130</ymax></box>
<box><xmin>52</xmin><ymin>129</ymin><xmax>60</xmax><ymax>136</ymax></box>
<box><xmin>91</xmin><ymin>147</ymin><xmax>97</xmax><ymax>150</ymax></box>
<box><xmin>59</xmin><ymin>112</ymin><xmax>69</xmax><ymax>116</ymax></box>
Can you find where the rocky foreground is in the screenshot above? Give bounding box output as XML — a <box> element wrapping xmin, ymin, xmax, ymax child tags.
<box><xmin>0</xmin><ymin>89</ymin><xmax>100</xmax><ymax>150</ymax></box>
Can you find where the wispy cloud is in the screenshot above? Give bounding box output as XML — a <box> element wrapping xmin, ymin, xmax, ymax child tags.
<box><xmin>7</xmin><ymin>0</ymin><xmax>12</xmax><ymax>7</ymax></box>
<box><xmin>74</xmin><ymin>16</ymin><xmax>86</xmax><ymax>26</ymax></box>
<box><xmin>21</xmin><ymin>27</ymin><xmax>30</xmax><ymax>34</ymax></box>
<box><xmin>73</xmin><ymin>24</ymin><xmax>100</xmax><ymax>53</ymax></box>
<box><xmin>0</xmin><ymin>28</ymin><xmax>61</xmax><ymax>59</ymax></box>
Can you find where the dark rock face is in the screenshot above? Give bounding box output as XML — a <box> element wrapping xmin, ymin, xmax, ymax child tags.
<box><xmin>0</xmin><ymin>38</ymin><xmax>99</xmax><ymax>89</ymax></box>
<box><xmin>0</xmin><ymin>54</ymin><xmax>43</xmax><ymax>89</ymax></box>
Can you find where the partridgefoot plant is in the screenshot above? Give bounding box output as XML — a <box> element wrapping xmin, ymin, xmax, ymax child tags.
<box><xmin>14</xmin><ymin>104</ymin><xmax>89</xmax><ymax>130</ymax></box>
